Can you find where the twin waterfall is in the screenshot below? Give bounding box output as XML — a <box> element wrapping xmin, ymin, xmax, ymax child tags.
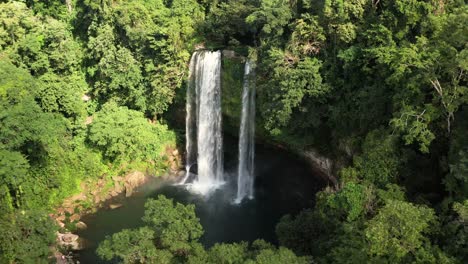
<box><xmin>181</xmin><ymin>50</ymin><xmax>255</xmax><ymax>202</ymax></box>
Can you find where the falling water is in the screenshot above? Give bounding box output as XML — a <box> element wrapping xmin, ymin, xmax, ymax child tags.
<box><xmin>182</xmin><ymin>51</ymin><xmax>224</xmax><ymax>194</ymax></box>
<box><xmin>235</xmin><ymin>60</ymin><xmax>256</xmax><ymax>203</ymax></box>
<box><xmin>180</xmin><ymin>53</ymin><xmax>198</xmax><ymax>184</ymax></box>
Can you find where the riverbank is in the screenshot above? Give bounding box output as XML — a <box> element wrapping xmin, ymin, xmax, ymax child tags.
<box><xmin>51</xmin><ymin>147</ymin><xmax>183</xmax><ymax>259</ymax></box>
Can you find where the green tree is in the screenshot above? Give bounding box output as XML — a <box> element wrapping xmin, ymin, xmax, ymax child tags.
<box><xmin>88</xmin><ymin>102</ymin><xmax>175</xmax><ymax>163</ymax></box>
<box><xmin>97</xmin><ymin>227</ymin><xmax>173</xmax><ymax>264</ymax></box>
<box><xmin>142</xmin><ymin>195</ymin><xmax>203</xmax><ymax>255</ymax></box>
<box><xmin>365</xmin><ymin>200</ymin><xmax>438</xmax><ymax>262</ymax></box>
<box><xmin>0</xmin><ymin>210</ymin><xmax>57</xmax><ymax>263</ymax></box>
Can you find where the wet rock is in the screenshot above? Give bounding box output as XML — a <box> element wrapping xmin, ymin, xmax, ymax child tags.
<box><xmin>189</xmin><ymin>164</ymin><xmax>198</xmax><ymax>174</ymax></box>
<box><xmin>75</xmin><ymin>221</ymin><xmax>87</xmax><ymax>230</ymax></box>
<box><xmin>222</xmin><ymin>50</ymin><xmax>236</xmax><ymax>58</ymax></box>
<box><xmin>177</xmin><ymin>170</ymin><xmax>186</xmax><ymax>177</ymax></box>
<box><xmin>125</xmin><ymin>188</ymin><xmax>133</xmax><ymax>197</ymax></box>
<box><xmin>109</xmin><ymin>203</ymin><xmax>123</xmax><ymax>210</ymax></box>
<box><xmin>301</xmin><ymin>149</ymin><xmax>337</xmax><ymax>186</ymax></box>
<box><xmin>124</xmin><ymin>171</ymin><xmax>146</xmax><ymax>197</ymax></box>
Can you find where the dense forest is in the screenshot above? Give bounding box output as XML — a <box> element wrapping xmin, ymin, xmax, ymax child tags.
<box><xmin>0</xmin><ymin>0</ymin><xmax>467</xmax><ymax>263</ymax></box>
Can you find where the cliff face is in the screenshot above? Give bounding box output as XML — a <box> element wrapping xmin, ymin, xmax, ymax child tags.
<box><xmin>220</xmin><ymin>52</ymin><xmax>338</xmax><ymax>185</ymax></box>
<box><xmin>166</xmin><ymin>50</ymin><xmax>338</xmax><ymax>185</ymax></box>
<box><xmin>221</xmin><ymin>54</ymin><xmax>244</xmax><ymax>136</ymax></box>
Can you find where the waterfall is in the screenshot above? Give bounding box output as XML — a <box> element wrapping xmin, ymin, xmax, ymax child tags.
<box><xmin>182</xmin><ymin>51</ymin><xmax>224</xmax><ymax>194</ymax></box>
<box><xmin>235</xmin><ymin>60</ymin><xmax>256</xmax><ymax>203</ymax></box>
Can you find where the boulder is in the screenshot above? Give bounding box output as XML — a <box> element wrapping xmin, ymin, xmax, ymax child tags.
<box><xmin>61</xmin><ymin>233</ymin><xmax>79</xmax><ymax>243</ymax></box>
<box><xmin>109</xmin><ymin>203</ymin><xmax>123</xmax><ymax>210</ymax></box>
<box><xmin>56</xmin><ymin>214</ymin><xmax>66</xmax><ymax>222</ymax></box>
<box><xmin>75</xmin><ymin>221</ymin><xmax>87</xmax><ymax>230</ymax></box>
<box><xmin>124</xmin><ymin>171</ymin><xmax>146</xmax><ymax>197</ymax></box>
<box><xmin>57</xmin><ymin>232</ymin><xmax>85</xmax><ymax>250</ymax></box>
<box><xmin>57</xmin><ymin>221</ymin><xmax>65</xmax><ymax>228</ymax></box>
<box><xmin>69</xmin><ymin>214</ymin><xmax>80</xmax><ymax>222</ymax></box>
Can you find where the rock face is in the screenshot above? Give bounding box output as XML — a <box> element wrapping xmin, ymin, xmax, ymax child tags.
<box><xmin>124</xmin><ymin>171</ymin><xmax>146</xmax><ymax>197</ymax></box>
<box><xmin>301</xmin><ymin>149</ymin><xmax>338</xmax><ymax>186</ymax></box>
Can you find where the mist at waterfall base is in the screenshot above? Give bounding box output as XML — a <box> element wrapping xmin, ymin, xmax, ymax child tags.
<box><xmin>74</xmin><ymin>141</ymin><xmax>325</xmax><ymax>263</ymax></box>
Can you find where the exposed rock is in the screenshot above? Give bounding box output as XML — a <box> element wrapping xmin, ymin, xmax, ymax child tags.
<box><xmin>112</xmin><ymin>176</ymin><xmax>124</xmax><ymax>182</ymax></box>
<box><xmin>61</xmin><ymin>233</ymin><xmax>78</xmax><ymax>243</ymax></box>
<box><xmin>109</xmin><ymin>203</ymin><xmax>123</xmax><ymax>210</ymax></box>
<box><xmin>124</xmin><ymin>171</ymin><xmax>146</xmax><ymax>197</ymax></box>
<box><xmin>177</xmin><ymin>170</ymin><xmax>186</xmax><ymax>177</ymax></box>
<box><xmin>172</xmin><ymin>149</ymin><xmax>179</xmax><ymax>156</ymax></box>
<box><xmin>114</xmin><ymin>183</ymin><xmax>124</xmax><ymax>193</ymax></box>
<box><xmin>56</xmin><ymin>214</ymin><xmax>66</xmax><ymax>222</ymax></box>
<box><xmin>125</xmin><ymin>188</ymin><xmax>133</xmax><ymax>197</ymax></box>
<box><xmin>64</xmin><ymin>207</ymin><xmax>75</xmax><ymax>215</ymax></box>
<box><xmin>194</xmin><ymin>43</ymin><xmax>205</xmax><ymax>50</ymax></box>
<box><xmin>57</xmin><ymin>221</ymin><xmax>65</xmax><ymax>228</ymax></box>
<box><xmin>69</xmin><ymin>214</ymin><xmax>80</xmax><ymax>222</ymax></box>
<box><xmin>57</xmin><ymin>232</ymin><xmax>84</xmax><ymax>250</ymax></box>
<box><xmin>75</xmin><ymin>221</ymin><xmax>87</xmax><ymax>230</ymax></box>
<box><xmin>301</xmin><ymin>149</ymin><xmax>338</xmax><ymax>187</ymax></box>
<box><xmin>97</xmin><ymin>179</ymin><xmax>105</xmax><ymax>187</ymax></box>
<box><xmin>222</xmin><ymin>50</ymin><xmax>236</xmax><ymax>58</ymax></box>
<box><xmin>69</xmin><ymin>193</ymin><xmax>86</xmax><ymax>202</ymax></box>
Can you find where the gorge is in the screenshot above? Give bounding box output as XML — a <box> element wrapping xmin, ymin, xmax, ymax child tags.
<box><xmin>1</xmin><ymin>1</ymin><xmax>465</xmax><ymax>263</ymax></box>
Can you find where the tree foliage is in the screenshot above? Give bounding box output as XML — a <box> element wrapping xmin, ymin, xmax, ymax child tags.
<box><xmin>98</xmin><ymin>195</ymin><xmax>306</xmax><ymax>264</ymax></box>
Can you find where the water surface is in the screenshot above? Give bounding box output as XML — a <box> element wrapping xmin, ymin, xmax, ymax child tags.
<box><xmin>75</xmin><ymin>144</ymin><xmax>325</xmax><ymax>262</ymax></box>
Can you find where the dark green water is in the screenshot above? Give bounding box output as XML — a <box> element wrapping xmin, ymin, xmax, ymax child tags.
<box><xmin>75</xmin><ymin>144</ymin><xmax>325</xmax><ymax>263</ymax></box>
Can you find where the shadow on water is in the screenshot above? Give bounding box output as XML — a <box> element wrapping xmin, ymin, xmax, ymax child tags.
<box><xmin>75</xmin><ymin>142</ymin><xmax>326</xmax><ymax>262</ymax></box>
